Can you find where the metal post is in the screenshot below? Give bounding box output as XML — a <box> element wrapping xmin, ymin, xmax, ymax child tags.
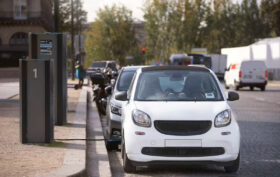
<box><xmin>54</xmin><ymin>0</ymin><xmax>60</xmax><ymax>32</ymax></box>
<box><xmin>71</xmin><ymin>0</ymin><xmax>75</xmax><ymax>80</ymax></box>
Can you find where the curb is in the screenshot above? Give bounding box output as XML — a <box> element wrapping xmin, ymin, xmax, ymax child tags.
<box><xmin>37</xmin><ymin>88</ymin><xmax>87</xmax><ymax>177</ymax></box>
<box><xmin>86</xmin><ymin>89</ymin><xmax>112</xmax><ymax>177</ymax></box>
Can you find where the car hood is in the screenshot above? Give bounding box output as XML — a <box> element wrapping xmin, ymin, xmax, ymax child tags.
<box><xmin>133</xmin><ymin>101</ymin><xmax>229</xmax><ymax>121</ymax></box>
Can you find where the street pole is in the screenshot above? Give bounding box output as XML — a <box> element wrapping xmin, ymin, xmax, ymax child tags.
<box><xmin>78</xmin><ymin>0</ymin><xmax>81</xmax><ymax>64</ymax></box>
<box><xmin>54</xmin><ymin>0</ymin><xmax>59</xmax><ymax>32</ymax></box>
<box><xmin>71</xmin><ymin>0</ymin><xmax>75</xmax><ymax>80</ymax></box>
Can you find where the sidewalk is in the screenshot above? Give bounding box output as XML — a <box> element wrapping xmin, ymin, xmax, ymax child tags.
<box><xmin>0</xmin><ymin>79</ymin><xmax>86</xmax><ymax>177</ymax></box>
<box><xmin>268</xmin><ymin>80</ymin><xmax>280</xmax><ymax>87</ymax></box>
<box><xmin>0</xmin><ymin>79</ymin><xmax>19</xmax><ymax>99</ymax></box>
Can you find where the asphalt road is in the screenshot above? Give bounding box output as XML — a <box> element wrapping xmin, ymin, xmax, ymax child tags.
<box><xmin>100</xmin><ymin>83</ymin><xmax>280</xmax><ymax>177</ymax></box>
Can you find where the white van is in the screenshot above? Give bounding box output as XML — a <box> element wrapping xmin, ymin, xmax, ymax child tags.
<box><xmin>224</xmin><ymin>60</ymin><xmax>267</xmax><ymax>91</ymax></box>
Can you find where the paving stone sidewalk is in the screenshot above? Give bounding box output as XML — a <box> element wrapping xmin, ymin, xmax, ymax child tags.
<box><xmin>0</xmin><ymin>79</ymin><xmax>86</xmax><ymax>177</ymax></box>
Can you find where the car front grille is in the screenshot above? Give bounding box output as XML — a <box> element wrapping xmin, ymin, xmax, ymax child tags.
<box><xmin>154</xmin><ymin>120</ymin><xmax>212</xmax><ymax>136</ymax></box>
<box><xmin>142</xmin><ymin>147</ymin><xmax>225</xmax><ymax>157</ymax></box>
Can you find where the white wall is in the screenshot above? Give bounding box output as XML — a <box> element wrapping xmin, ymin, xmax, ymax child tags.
<box><xmin>221</xmin><ymin>37</ymin><xmax>280</xmax><ymax>80</ymax></box>
<box><xmin>221</xmin><ymin>38</ymin><xmax>280</xmax><ymax>69</ymax></box>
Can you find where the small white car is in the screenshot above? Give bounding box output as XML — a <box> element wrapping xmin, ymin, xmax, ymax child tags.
<box><xmin>224</xmin><ymin>60</ymin><xmax>267</xmax><ymax>91</ymax></box>
<box><xmin>116</xmin><ymin>65</ymin><xmax>240</xmax><ymax>173</ymax></box>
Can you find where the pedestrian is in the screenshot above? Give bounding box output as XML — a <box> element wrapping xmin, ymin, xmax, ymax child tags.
<box><xmin>75</xmin><ymin>61</ymin><xmax>85</xmax><ymax>88</ymax></box>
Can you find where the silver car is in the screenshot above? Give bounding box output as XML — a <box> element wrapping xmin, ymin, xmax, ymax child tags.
<box><xmin>104</xmin><ymin>66</ymin><xmax>145</xmax><ymax>150</ymax></box>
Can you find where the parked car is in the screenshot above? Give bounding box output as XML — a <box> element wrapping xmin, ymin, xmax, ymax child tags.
<box><xmin>224</xmin><ymin>60</ymin><xmax>267</xmax><ymax>91</ymax></box>
<box><xmin>87</xmin><ymin>61</ymin><xmax>117</xmax><ymax>84</ymax></box>
<box><xmin>104</xmin><ymin>66</ymin><xmax>145</xmax><ymax>150</ymax></box>
<box><xmin>116</xmin><ymin>65</ymin><xmax>240</xmax><ymax>173</ymax></box>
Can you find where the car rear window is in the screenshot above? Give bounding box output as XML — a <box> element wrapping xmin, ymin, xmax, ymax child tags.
<box><xmin>91</xmin><ymin>62</ymin><xmax>106</xmax><ymax>68</ymax></box>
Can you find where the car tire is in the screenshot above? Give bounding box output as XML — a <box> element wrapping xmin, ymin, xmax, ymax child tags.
<box><xmin>250</xmin><ymin>86</ymin><xmax>254</xmax><ymax>91</ymax></box>
<box><xmin>261</xmin><ymin>86</ymin><xmax>266</xmax><ymax>91</ymax></box>
<box><xmin>224</xmin><ymin>153</ymin><xmax>240</xmax><ymax>173</ymax></box>
<box><xmin>122</xmin><ymin>142</ymin><xmax>136</xmax><ymax>173</ymax></box>
<box><xmin>105</xmin><ymin>139</ymin><xmax>118</xmax><ymax>151</ymax></box>
<box><xmin>235</xmin><ymin>86</ymin><xmax>239</xmax><ymax>91</ymax></box>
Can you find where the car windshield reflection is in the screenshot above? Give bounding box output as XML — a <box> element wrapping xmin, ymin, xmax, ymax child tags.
<box><xmin>135</xmin><ymin>70</ymin><xmax>223</xmax><ymax>101</ymax></box>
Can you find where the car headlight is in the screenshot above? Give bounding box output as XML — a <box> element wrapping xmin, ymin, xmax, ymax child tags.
<box><xmin>132</xmin><ymin>109</ymin><xmax>151</xmax><ymax>127</ymax></box>
<box><xmin>111</xmin><ymin>104</ymin><xmax>122</xmax><ymax>116</ymax></box>
<box><xmin>214</xmin><ymin>109</ymin><xmax>231</xmax><ymax>127</ymax></box>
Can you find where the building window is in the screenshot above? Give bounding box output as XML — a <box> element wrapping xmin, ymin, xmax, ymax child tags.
<box><xmin>10</xmin><ymin>32</ymin><xmax>28</xmax><ymax>46</ymax></box>
<box><xmin>14</xmin><ymin>0</ymin><xmax>27</xmax><ymax>20</ymax></box>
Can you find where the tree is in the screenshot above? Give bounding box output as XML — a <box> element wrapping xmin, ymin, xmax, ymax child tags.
<box><xmin>59</xmin><ymin>0</ymin><xmax>87</xmax><ymax>33</ymax></box>
<box><xmin>144</xmin><ymin>0</ymin><xmax>207</xmax><ymax>63</ymax></box>
<box><xmin>85</xmin><ymin>5</ymin><xmax>137</xmax><ymax>66</ymax></box>
<box><xmin>260</xmin><ymin>0</ymin><xmax>280</xmax><ymax>37</ymax></box>
<box><xmin>239</xmin><ymin>0</ymin><xmax>265</xmax><ymax>44</ymax></box>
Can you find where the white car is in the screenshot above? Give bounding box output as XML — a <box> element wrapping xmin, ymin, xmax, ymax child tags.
<box><xmin>224</xmin><ymin>60</ymin><xmax>267</xmax><ymax>91</ymax></box>
<box><xmin>104</xmin><ymin>66</ymin><xmax>145</xmax><ymax>150</ymax></box>
<box><xmin>116</xmin><ymin>65</ymin><xmax>240</xmax><ymax>173</ymax></box>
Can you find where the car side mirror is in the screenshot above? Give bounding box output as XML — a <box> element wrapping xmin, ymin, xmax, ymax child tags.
<box><xmin>227</xmin><ymin>91</ymin><xmax>239</xmax><ymax>101</ymax></box>
<box><xmin>110</xmin><ymin>79</ymin><xmax>116</xmax><ymax>86</ymax></box>
<box><xmin>115</xmin><ymin>91</ymin><xmax>128</xmax><ymax>101</ymax></box>
<box><xmin>112</xmin><ymin>71</ymin><xmax>118</xmax><ymax>78</ymax></box>
<box><xmin>105</xmin><ymin>86</ymin><xmax>112</xmax><ymax>95</ymax></box>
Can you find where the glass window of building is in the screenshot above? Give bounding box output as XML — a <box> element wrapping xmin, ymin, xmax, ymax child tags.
<box><xmin>14</xmin><ymin>0</ymin><xmax>27</xmax><ymax>20</ymax></box>
<box><xmin>10</xmin><ymin>32</ymin><xmax>28</xmax><ymax>46</ymax></box>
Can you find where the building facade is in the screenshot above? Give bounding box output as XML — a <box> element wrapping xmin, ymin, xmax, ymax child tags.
<box><xmin>0</xmin><ymin>0</ymin><xmax>54</xmax><ymax>67</ymax></box>
<box><xmin>133</xmin><ymin>21</ymin><xmax>146</xmax><ymax>48</ymax></box>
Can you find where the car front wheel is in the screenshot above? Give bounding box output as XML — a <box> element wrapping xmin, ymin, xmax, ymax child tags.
<box><xmin>224</xmin><ymin>153</ymin><xmax>240</xmax><ymax>173</ymax></box>
<box><xmin>122</xmin><ymin>142</ymin><xmax>136</xmax><ymax>173</ymax></box>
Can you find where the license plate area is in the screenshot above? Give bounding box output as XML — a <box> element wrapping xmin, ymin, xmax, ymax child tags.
<box><xmin>244</xmin><ymin>74</ymin><xmax>252</xmax><ymax>79</ymax></box>
<box><xmin>165</xmin><ymin>139</ymin><xmax>202</xmax><ymax>147</ymax></box>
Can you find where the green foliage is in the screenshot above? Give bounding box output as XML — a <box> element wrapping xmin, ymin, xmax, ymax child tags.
<box><xmin>85</xmin><ymin>5</ymin><xmax>138</xmax><ymax>67</ymax></box>
<box><xmin>260</xmin><ymin>0</ymin><xmax>280</xmax><ymax>37</ymax></box>
<box><xmin>143</xmin><ymin>0</ymin><xmax>279</xmax><ymax>60</ymax></box>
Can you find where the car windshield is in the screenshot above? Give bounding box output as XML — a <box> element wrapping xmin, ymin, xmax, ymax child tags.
<box><xmin>107</xmin><ymin>62</ymin><xmax>117</xmax><ymax>70</ymax></box>
<box><xmin>117</xmin><ymin>71</ymin><xmax>136</xmax><ymax>91</ymax></box>
<box><xmin>135</xmin><ymin>70</ymin><xmax>223</xmax><ymax>101</ymax></box>
<box><xmin>91</xmin><ymin>62</ymin><xmax>106</xmax><ymax>68</ymax></box>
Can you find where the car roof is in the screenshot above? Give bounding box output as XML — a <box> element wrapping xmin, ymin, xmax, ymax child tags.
<box><xmin>141</xmin><ymin>65</ymin><xmax>210</xmax><ymax>72</ymax></box>
<box><xmin>91</xmin><ymin>60</ymin><xmax>115</xmax><ymax>63</ymax></box>
<box><xmin>122</xmin><ymin>65</ymin><xmax>146</xmax><ymax>71</ymax></box>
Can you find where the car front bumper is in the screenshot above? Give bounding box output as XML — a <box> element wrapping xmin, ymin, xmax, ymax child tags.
<box><xmin>108</xmin><ymin>112</ymin><xmax>122</xmax><ymax>141</ymax></box>
<box><xmin>238</xmin><ymin>80</ymin><xmax>267</xmax><ymax>87</ymax></box>
<box><xmin>124</xmin><ymin>120</ymin><xmax>240</xmax><ymax>163</ymax></box>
